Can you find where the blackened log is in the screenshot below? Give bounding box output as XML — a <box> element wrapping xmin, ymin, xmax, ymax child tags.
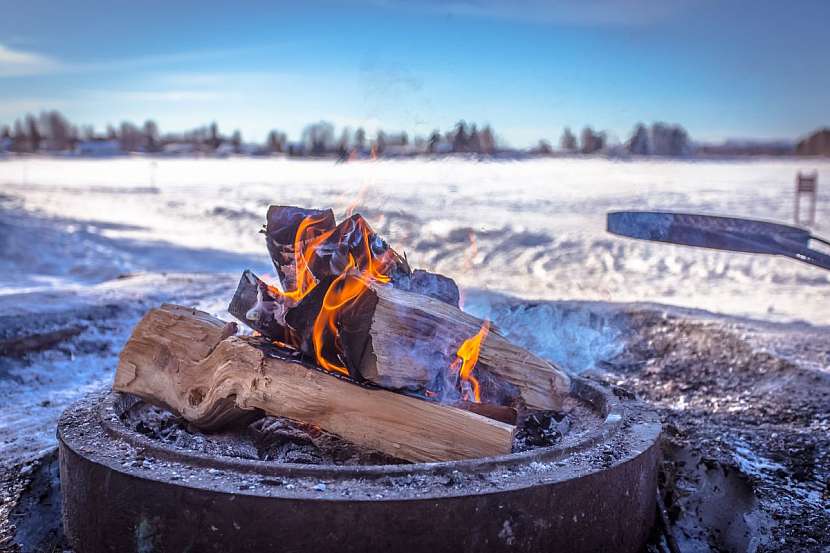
<box><xmin>264</xmin><ymin>206</ymin><xmax>336</xmax><ymax>291</ymax></box>
<box><xmin>0</xmin><ymin>325</ymin><xmax>85</xmax><ymax>357</ymax></box>
<box><xmin>393</xmin><ymin>269</ymin><xmax>460</xmax><ymax>306</ymax></box>
<box><xmin>227</xmin><ymin>270</ymin><xmax>292</xmax><ymax>341</ymax></box>
<box><xmin>265</xmin><ymin>206</ymin><xmax>411</xmax><ymax>289</ymax></box>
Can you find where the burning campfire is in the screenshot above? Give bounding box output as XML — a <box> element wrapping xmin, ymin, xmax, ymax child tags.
<box><xmin>114</xmin><ymin>206</ymin><xmax>571</xmax><ymax>462</ymax></box>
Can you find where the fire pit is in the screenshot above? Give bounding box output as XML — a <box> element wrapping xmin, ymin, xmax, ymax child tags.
<box><xmin>58</xmin><ymin>205</ymin><xmax>662</xmax><ymax>551</ymax></box>
<box><xmin>59</xmin><ymin>378</ymin><xmax>659</xmax><ymax>553</ymax></box>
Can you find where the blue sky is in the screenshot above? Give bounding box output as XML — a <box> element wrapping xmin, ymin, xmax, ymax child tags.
<box><xmin>0</xmin><ymin>0</ymin><xmax>828</xmax><ymax>147</ymax></box>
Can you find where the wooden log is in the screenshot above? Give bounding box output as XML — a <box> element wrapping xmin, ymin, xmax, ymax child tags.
<box><xmin>114</xmin><ymin>304</ymin><xmax>515</xmax><ymax>463</ymax></box>
<box><xmin>394</xmin><ymin>269</ymin><xmax>460</xmax><ymax>306</ymax></box>
<box><xmin>264</xmin><ymin>206</ymin><xmax>336</xmax><ymax>291</ymax></box>
<box><xmin>227</xmin><ymin>270</ymin><xmax>292</xmax><ymax>340</ymax></box>
<box><xmin>0</xmin><ymin>325</ymin><xmax>85</xmax><ymax>357</ymax></box>
<box><xmin>265</xmin><ymin>206</ymin><xmax>411</xmax><ymax>287</ymax></box>
<box><xmin>337</xmin><ymin>281</ymin><xmax>572</xmax><ymax>410</ymax></box>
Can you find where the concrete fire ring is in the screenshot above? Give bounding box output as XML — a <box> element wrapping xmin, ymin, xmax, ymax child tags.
<box><xmin>58</xmin><ymin>377</ymin><xmax>661</xmax><ymax>553</ymax></box>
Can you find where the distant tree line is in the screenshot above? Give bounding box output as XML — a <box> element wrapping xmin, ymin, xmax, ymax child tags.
<box><xmin>4</xmin><ymin>110</ymin><xmax>806</xmax><ymax>158</ymax></box>
<box><xmin>0</xmin><ymin>111</ymin><xmax>503</xmax><ymax>157</ymax></box>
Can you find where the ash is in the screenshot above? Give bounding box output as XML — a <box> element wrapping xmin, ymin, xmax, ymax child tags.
<box><xmin>513</xmin><ymin>411</ymin><xmax>571</xmax><ymax>452</ymax></box>
<box><xmin>123</xmin><ymin>402</ymin><xmax>571</xmax><ymax>466</ymax></box>
<box><xmin>123</xmin><ymin>403</ymin><xmax>406</xmax><ymax>466</ymax></box>
<box><xmin>604</xmin><ymin>311</ymin><xmax>830</xmax><ymax>552</ymax></box>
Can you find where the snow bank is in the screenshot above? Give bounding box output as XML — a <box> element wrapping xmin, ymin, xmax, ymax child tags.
<box><xmin>1</xmin><ymin>156</ymin><xmax>829</xmax><ymax>324</ymax></box>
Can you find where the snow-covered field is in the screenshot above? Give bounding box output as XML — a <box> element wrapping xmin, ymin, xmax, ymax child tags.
<box><xmin>2</xmin><ymin>156</ymin><xmax>829</xmax><ymax>323</ymax></box>
<box><xmin>2</xmin><ymin>157</ymin><xmax>829</xmax><ymax>551</ymax></box>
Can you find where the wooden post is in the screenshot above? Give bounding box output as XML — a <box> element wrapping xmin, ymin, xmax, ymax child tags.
<box><xmin>795</xmin><ymin>171</ymin><xmax>818</xmax><ymax>226</ymax></box>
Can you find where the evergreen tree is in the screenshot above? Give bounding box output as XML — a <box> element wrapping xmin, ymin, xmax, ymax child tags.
<box><xmin>354</xmin><ymin>127</ymin><xmax>366</xmax><ymax>152</ymax></box>
<box><xmin>452</xmin><ymin>120</ymin><xmax>468</xmax><ymax>153</ymax></box>
<box><xmin>627</xmin><ymin>123</ymin><xmax>650</xmax><ymax>155</ymax></box>
<box><xmin>480</xmin><ymin>125</ymin><xmax>496</xmax><ymax>154</ymax></box>
<box><xmin>427</xmin><ymin>130</ymin><xmax>441</xmax><ymax>153</ymax></box>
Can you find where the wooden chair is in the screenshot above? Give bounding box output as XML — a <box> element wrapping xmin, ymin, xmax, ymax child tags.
<box><xmin>795</xmin><ymin>171</ymin><xmax>818</xmax><ymax>226</ymax></box>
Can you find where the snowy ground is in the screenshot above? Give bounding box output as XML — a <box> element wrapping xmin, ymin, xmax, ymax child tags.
<box><xmin>1</xmin><ymin>156</ymin><xmax>829</xmax><ymax>324</ymax></box>
<box><xmin>0</xmin><ymin>157</ymin><xmax>829</xmax><ymax>551</ymax></box>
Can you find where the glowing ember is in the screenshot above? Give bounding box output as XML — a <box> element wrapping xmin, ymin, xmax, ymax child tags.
<box><xmin>451</xmin><ymin>320</ymin><xmax>491</xmax><ymax>403</ymax></box>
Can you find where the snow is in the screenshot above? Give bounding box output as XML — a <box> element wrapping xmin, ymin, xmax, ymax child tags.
<box><xmin>2</xmin><ymin>156</ymin><xmax>828</xmax><ymax>550</ymax></box>
<box><xmin>1</xmin><ymin>156</ymin><xmax>829</xmax><ymax>324</ymax></box>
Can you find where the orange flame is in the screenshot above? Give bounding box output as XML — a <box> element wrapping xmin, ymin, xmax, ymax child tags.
<box><xmin>312</xmin><ymin>259</ymin><xmax>366</xmax><ymax>375</ymax></box>
<box><xmin>266</xmin><ymin>214</ymin><xmax>337</xmax><ymax>303</ymax></box>
<box><xmin>451</xmin><ymin>320</ymin><xmax>490</xmax><ymax>403</ymax></box>
<box><xmin>307</xmin><ymin>216</ymin><xmax>393</xmax><ymax>374</ymax></box>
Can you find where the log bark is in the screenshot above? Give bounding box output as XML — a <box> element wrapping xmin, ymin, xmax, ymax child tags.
<box><xmin>338</xmin><ymin>282</ymin><xmax>572</xmax><ymax>410</ymax></box>
<box><xmin>114</xmin><ymin>304</ymin><xmax>515</xmax><ymax>463</ymax></box>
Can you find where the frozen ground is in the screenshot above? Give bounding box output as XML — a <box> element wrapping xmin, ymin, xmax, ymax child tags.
<box><xmin>0</xmin><ymin>157</ymin><xmax>828</xmax><ymax>551</ymax></box>
<box><xmin>1</xmin><ymin>156</ymin><xmax>829</xmax><ymax>323</ymax></box>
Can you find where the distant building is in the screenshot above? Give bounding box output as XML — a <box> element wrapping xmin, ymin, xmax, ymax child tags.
<box><xmin>76</xmin><ymin>139</ymin><xmax>121</xmax><ymax>156</ymax></box>
<box><xmin>796</xmin><ymin>129</ymin><xmax>830</xmax><ymax>156</ymax></box>
<box><xmin>286</xmin><ymin>142</ymin><xmax>306</xmax><ymax>156</ymax></box>
<box><xmin>697</xmin><ymin>139</ymin><xmax>794</xmax><ymax>157</ymax></box>
<box><xmin>0</xmin><ymin>137</ymin><xmax>11</xmax><ymax>153</ymax></box>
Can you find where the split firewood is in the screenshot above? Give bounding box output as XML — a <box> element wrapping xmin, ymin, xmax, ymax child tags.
<box><xmin>334</xmin><ymin>280</ymin><xmax>571</xmax><ymax>410</ymax></box>
<box><xmin>227</xmin><ymin>270</ymin><xmax>292</xmax><ymax>339</ymax></box>
<box><xmin>114</xmin><ymin>304</ymin><xmax>515</xmax><ymax>462</ymax></box>
<box><xmin>393</xmin><ymin>269</ymin><xmax>460</xmax><ymax>306</ymax></box>
<box><xmin>264</xmin><ymin>206</ymin><xmax>336</xmax><ymax>291</ymax></box>
<box><xmin>264</xmin><ymin>206</ymin><xmax>411</xmax><ymax>290</ymax></box>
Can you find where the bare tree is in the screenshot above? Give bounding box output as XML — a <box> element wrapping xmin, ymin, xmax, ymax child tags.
<box><xmin>480</xmin><ymin>125</ymin><xmax>496</xmax><ymax>154</ymax></box>
<box><xmin>143</xmin><ymin>120</ymin><xmax>160</xmax><ymax>152</ymax></box>
<box><xmin>452</xmin><ymin>120</ymin><xmax>468</xmax><ymax>153</ymax></box>
<box><xmin>354</xmin><ymin>127</ymin><xmax>366</xmax><ymax>152</ymax></box>
<box><xmin>231</xmin><ymin>130</ymin><xmax>242</xmax><ymax>153</ymax></box>
<box><xmin>208</xmin><ymin>122</ymin><xmax>220</xmax><ymax>150</ymax></box>
<box><xmin>40</xmin><ymin>110</ymin><xmax>72</xmax><ymax>151</ymax></box>
<box><xmin>375</xmin><ymin>130</ymin><xmax>387</xmax><ymax>155</ymax></box>
<box><xmin>559</xmin><ymin>127</ymin><xmax>577</xmax><ymax>152</ymax></box>
<box><xmin>580</xmin><ymin>126</ymin><xmax>604</xmax><ymax>154</ymax></box>
<box><xmin>427</xmin><ymin>130</ymin><xmax>441</xmax><ymax>153</ymax></box>
<box><xmin>12</xmin><ymin>120</ymin><xmax>28</xmax><ymax>152</ymax></box>
<box><xmin>467</xmin><ymin>124</ymin><xmax>481</xmax><ymax>153</ymax></box>
<box><xmin>25</xmin><ymin>114</ymin><xmax>41</xmax><ymax>152</ymax></box>
<box><xmin>301</xmin><ymin>121</ymin><xmax>335</xmax><ymax>155</ymax></box>
<box><xmin>267</xmin><ymin>130</ymin><xmax>286</xmax><ymax>153</ymax></box>
<box><xmin>627</xmin><ymin>123</ymin><xmax>650</xmax><ymax>155</ymax></box>
<box><xmin>119</xmin><ymin>122</ymin><xmax>144</xmax><ymax>152</ymax></box>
